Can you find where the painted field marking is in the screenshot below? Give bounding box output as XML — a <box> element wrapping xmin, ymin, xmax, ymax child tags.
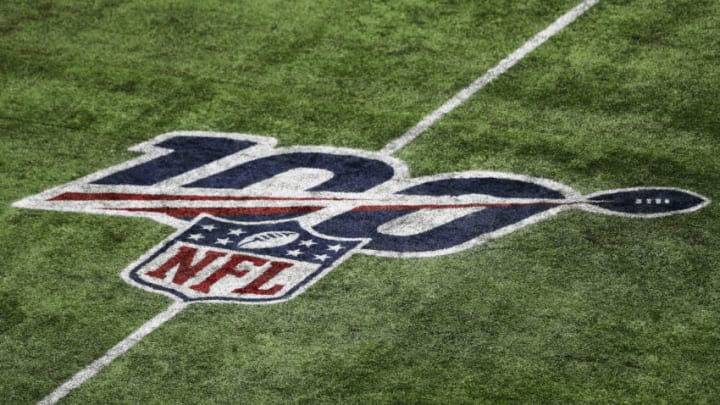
<box><xmin>37</xmin><ymin>1</ymin><xmax>600</xmax><ymax>403</ymax></box>
<box><xmin>37</xmin><ymin>302</ymin><xmax>188</xmax><ymax>405</ymax></box>
<box><xmin>381</xmin><ymin>0</ymin><xmax>601</xmax><ymax>155</ymax></box>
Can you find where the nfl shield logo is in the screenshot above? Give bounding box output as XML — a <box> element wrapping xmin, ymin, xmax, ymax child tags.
<box><xmin>124</xmin><ymin>215</ymin><xmax>369</xmax><ymax>304</ymax></box>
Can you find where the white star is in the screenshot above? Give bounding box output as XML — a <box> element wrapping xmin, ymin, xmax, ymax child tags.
<box><xmin>299</xmin><ymin>239</ymin><xmax>317</xmax><ymax>247</ymax></box>
<box><xmin>215</xmin><ymin>237</ymin><xmax>231</xmax><ymax>246</ymax></box>
<box><xmin>313</xmin><ymin>254</ymin><xmax>330</xmax><ymax>262</ymax></box>
<box><xmin>228</xmin><ymin>228</ymin><xmax>245</xmax><ymax>236</ymax></box>
<box><xmin>201</xmin><ymin>224</ymin><xmax>217</xmax><ymax>231</ymax></box>
<box><xmin>286</xmin><ymin>249</ymin><xmax>302</xmax><ymax>257</ymax></box>
<box><xmin>327</xmin><ymin>244</ymin><xmax>343</xmax><ymax>252</ymax></box>
<box><xmin>187</xmin><ymin>233</ymin><xmax>204</xmax><ymax>241</ymax></box>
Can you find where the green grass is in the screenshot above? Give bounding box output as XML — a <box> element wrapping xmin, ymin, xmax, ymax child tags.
<box><xmin>1</xmin><ymin>0</ymin><xmax>719</xmax><ymax>403</ymax></box>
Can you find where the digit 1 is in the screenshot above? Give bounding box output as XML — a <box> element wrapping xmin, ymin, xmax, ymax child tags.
<box><xmin>93</xmin><ymin>136</ymin><xmax>257</xmax><ymax>186</ymax></box>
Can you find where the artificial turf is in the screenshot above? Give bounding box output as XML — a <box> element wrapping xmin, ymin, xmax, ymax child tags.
<box><xmin>1</xmin><ymin>0</ymin><xmax>718</xmax><ymax>403</ymax></box>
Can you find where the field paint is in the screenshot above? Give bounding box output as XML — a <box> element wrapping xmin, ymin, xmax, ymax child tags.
<box><xmin>36</xmin><ymin>1</ymin><xmax>601</xmax><ymax>403</ymax></box>
<box><xmin>380</xmin><ymin>0</ymin><xmax>601</xmax><ymax>155</ymax></box>
<box><xmin>37</xmin><ymin>301</ymin><xmax>188</xmax><ymax>405</ymax></box>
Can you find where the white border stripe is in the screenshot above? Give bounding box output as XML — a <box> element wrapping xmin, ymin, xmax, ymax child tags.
<box><xmin>37</xmin><ymin>301</ymin><xmax>188</xmax><ymax>405</ymax></box>
<box><xmin>380</xmin><ymin>0</ymin><xmax>600</xmax><ymax>155</ymax></box>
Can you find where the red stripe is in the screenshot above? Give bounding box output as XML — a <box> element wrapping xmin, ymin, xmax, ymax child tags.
<box><xmin>50</xmin><ymin>192</ymin><xmax>364</xmax><ymax>202</ymax></box>
<box><xmin>112</xmin><ymin>201</ymin><xmax>575</xmax><ymax>219</ymax></box>
<box><xmin>51</xmin><ymin>192</ymin><xmax>578</xmax><ymax>212</ymax></box>
<box><xmin>113</xmin><ymin>206</ymin><xmax>322</xmax><ymax>218</ymax></box>
<box><xmin>349</xmin><ymin>201</ymin><xmax>571</xmax><ymax>212</ymax></box>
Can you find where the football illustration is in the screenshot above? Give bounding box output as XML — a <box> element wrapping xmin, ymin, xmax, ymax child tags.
<box><xmin>237</xmin><ymin>231</ymin><xmax>300</xmax><ymax>249</ymax></box>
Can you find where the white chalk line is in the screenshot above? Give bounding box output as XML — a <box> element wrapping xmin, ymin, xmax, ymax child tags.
<box><xmin>37</xmin><ymin>301</ymin><xmax>188</xmax><ymax>405</ymax></box>
<box><xmin>380</xmin><ymin>0</ymin><xmax>600</xmax><ymax>155</ymax></box>
<box><xmin>37</xmin><ymin>1</ymin><xmax>599</xmax><ymax>403</ymax></box>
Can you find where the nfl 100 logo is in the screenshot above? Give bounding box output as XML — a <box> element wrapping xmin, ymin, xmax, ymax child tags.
<box><xmin>14</xmin><ymin>131</ymin><xmax>709</xmax><ymax>304</ymax></box>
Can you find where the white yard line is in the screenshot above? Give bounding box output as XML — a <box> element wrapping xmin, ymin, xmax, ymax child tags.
<box><xmin>37</xmin><ymin>301</ymin><xmax>188</xmax><ymax>405</ymax></box>
<box><xmin>380</xmin><ymin>0</ymin><xmax>600</xmax><ymax>156</ymax></box>
<box><xmin>37</xmin><ymin>1</ymin><xmax>599</xmax><ymax>403</ymax></box>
